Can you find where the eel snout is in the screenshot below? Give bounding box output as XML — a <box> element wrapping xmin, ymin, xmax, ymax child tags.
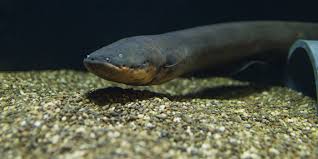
<box><xmin>83</xmin><ymin>57</ymin><xmax>158</xmax><ymax>86</ymax></box>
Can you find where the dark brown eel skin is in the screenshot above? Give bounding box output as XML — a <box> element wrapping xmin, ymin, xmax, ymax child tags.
<box><xmin>83</xmin><ymin>21</ymin><xmax>318</xmax><ymax>86</ymax></box>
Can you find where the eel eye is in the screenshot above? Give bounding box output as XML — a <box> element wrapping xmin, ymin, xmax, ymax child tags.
<box><xmin>142</xmin><ymin>60</ymin><xmax>149</xmax><ymax>66</ymax></box>
<box><xmin>105</xmin><ymin>57</ymin><xmax>110</xmax><ymax>62</ymax></box>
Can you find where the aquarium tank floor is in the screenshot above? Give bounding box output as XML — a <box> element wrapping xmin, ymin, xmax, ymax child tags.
<box><xmin>0</xmin><ymin>70</ymin><xmax>317</xmax><ymax>158</ymax></box>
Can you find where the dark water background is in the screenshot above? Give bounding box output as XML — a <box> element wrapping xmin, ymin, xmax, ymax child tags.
<box><xmin>1</xmin><ymin>0</ymin><xmax>318</xmax><ymax>71</ymax></box>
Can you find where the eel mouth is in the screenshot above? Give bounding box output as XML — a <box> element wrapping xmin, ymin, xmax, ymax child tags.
<box><xmin>83</xmin><ymin>58</ymin><xmax>158</xmax><ymax>85</ymax></box>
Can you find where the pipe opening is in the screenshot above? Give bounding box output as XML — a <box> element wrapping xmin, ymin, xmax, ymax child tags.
<box><xmin>286</xmin><ymin>47</ymin><xmax>316</xmax><ymax>99</ymax></box>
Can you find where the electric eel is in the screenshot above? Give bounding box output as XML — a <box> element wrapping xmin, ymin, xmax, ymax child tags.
<box><xmin>83</xmin><ymin>21</ymin><xmax>318</xmax><ymax>86</ymax></box>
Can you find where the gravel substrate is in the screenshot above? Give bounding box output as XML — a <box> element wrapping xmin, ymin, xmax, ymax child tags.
<box><xmin>0</xmin><ymin>70</ymin><xmax>317</xmax><ymax>158</ymax></box>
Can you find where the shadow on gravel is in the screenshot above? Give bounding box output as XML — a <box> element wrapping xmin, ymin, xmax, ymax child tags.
<box><xmin>86</xmin><ymin>84</ymin><xmax>270</xmax><ymax>106</ymax></box>
<box><xmin>85</xmin><ymin>87</ymin><xmax>167</xmax><ymax>105</ymax></box>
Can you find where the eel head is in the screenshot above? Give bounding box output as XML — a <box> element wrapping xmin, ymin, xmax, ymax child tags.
<box><xmin>83</xmin><ymin>36</ymin><xmax>173</xmax><ymax>85</ymax></box>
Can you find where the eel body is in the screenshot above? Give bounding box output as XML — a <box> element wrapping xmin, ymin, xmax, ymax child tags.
<box><xmin>83</xmin><ymin>21</ymin><xmax>318</xmax><ymax>85</ymax></box>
